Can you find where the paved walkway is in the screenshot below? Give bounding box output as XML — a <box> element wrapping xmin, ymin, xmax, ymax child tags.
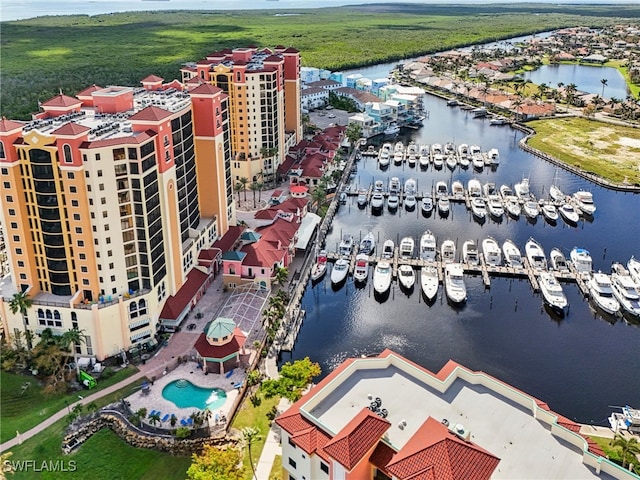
<box><xmin>254</xmin><ymin>398</ymin><xmax>290</xmax><ymax>480</ymax></box>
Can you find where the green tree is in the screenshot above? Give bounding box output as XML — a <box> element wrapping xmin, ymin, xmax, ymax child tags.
<box><xmin>246</xmin><ymin>369</ymin><xmax>263</xmax><ymax>387</ymax></box>
<box><xmin>187</xmin><ymin>445</ymin><xmax>243</xmax><ymax>480</ymax></box>
<box><xmin>250</xmin><ymin>182</ymin><xmax>261</xmax><ymax>208</ymax></box>
<box><xmin>311</xmin><ymin>186</ymin><xmax>327</xmax><ymax>212</ymax></box>
<box><xmin>612</xmin><ymin>435</ymin><xmax>640</xmax><ymax>469</ymax></box>
<box><xmin>600</xmin><ymin>78</ymin><xmax>608</xmax><ymax>98</ymax></box>
<box><xmin>345</xmin><ymin>123</ymin><xmax>362</xmax><ymax>152</ymax></box>
<box><xmin>242</xmin><ymin>427</ymin><xmax>261</xmax><ymax>480</ymax></box>
<box><xmin>234</xmin><ymin>181</ymin><xmax>244</xmax><ymax>203</ymax></box>
<box><xmin>148</xmin><ymin>411</ymin><xmax>161</xmax><ymax>427</ymax></box>
<box><xmin>9</xmin><ymin>291</ymin><xmax>32</xmax><ymax>316</ymax></box>
<box><xmin>238</xmin><ymin>177</ymin><xmax>249</xmax><ymax>203</ymax></box>
<box><xmin>261</xmin><ymin>357</ymin><xmax>321</xmax><ymax>401</ymax></box>
<box><xmin>274</xmin><ymin>266</ymin><xmax>289</xmax><ymax>285</ymax></box>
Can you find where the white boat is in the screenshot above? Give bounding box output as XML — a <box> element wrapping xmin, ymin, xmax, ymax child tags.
<box><xmin>404</xmin><ymin>178</ymin><xmax>417</xmax><ymax>195</ymax></box>
<box><xmin>373</xmin><ymin>261</ymin><xmax>392</xmax><ymax>294</ymax></box>
<box><xmin>339</xmin><ymin>192</ymin><xmax>347</xmax><ymax>205</ymax></box>
<box><xmin>458</xmin><ymin>143</ymin><xmax>469</xmax><ymax>157</ymax></box>
<box><xmin>499</xmin><ymin>184</ymin><xmax>514</xmax><ymax>200</ymax></box>
<box><xmin>404</xmin><ymin>194</ymin><xmax>417</xmax><ymax>210</ymax></box>
<box><xmin>378</xmin><ymin>148</ymin><xmax>390</xmax><ymax>168</ymax></box>
<box><xmin>393</xmin><ymin>142</ymin><xmax>405</xmax><ymax>165</ymax></box>
<box><xmin>482</xmin><ymin>237</ymin><xmax>501</xmax><ymax>266</ymax></box>
<box><xmin>433</xmin><ymin>153</ymin><xmax>444</xmax><ymax>169</ymax></box>
<box><xmin>310</xmin><ymin>250</ymin><xmax>328</xmax><ymax>282</ymax></box>
<box><xmin>384</xmin><ymin>122</ymin><xmax>400</xmax><ymax>136</ymax></box>
<box><xmin>444</xmin><ymin>142</ymin><xmax>455</xmax><ymax>156</ymax></box>
<box><xmin>381</xmin><ymin>240</ymin><xmax>394</xmax><ymax>259</ymax></box>
<box><xmin>471</xmin><ymin>197</ymin><xmax>487</xmax><ymax>219</ymax></box>
<box><xmin>487</xmin><ymin>195</ymin><xmax>504</xmax><ymax>219</ymax></box>
<box><xmin>559</xmin><ymin>204</ymin><xmax>579</xmax><ymax>224</ymax></box>
<box><xmin>539</xmin><ymin>271</ymin><xmax>568</xmax><ymax>316</ymax></box>
<box><xmin>573</xmin><ymin>190</ymin><xmax>596</xmax><ymax>215</ymax></box>
<box><xmin>489</xmin><ymin>117</ymin><xmax>508</xmax><ymax>126</ymax></box>
<box><xmin>570</xmin><ymin>248</ymin><xmax>592</xmax><ymax>276</ymax></box>
<box><xmin>370</xmin><ymin>192</ymin><xmax>384</xmax><ymax>211</ymax></box>
<box><xmin>399</xmin><ymin>237</ymin><xmax>415</xmax><ymax>259</ymax></box>
<box><xmin>387</xmin><ymin>193</ymin><xmax>399</xmax><ymax>210</ymax></box>
<box><xmin>504</xmin><ymin>196</ymin><xmax>521</xmax><ymax>218</ymax></box>
<box><xmin>431</xmin><ymin>143</ymin><xmax>442</xmax><ymax>155</ymax></box>
<box><xmin>451</xmin><ymin>181</ymin><xmax>465</xmax><ymax>201</ymax></box>
<box><xmin>374</xmin><ymin>179</ymin><xmax>384</xmax><ymax>192</ymax></box>
<box><xmin>420</xmin><ymin>265</ymin><xmax>439</xmax><ymax>301</ymax></box>
<box><xmin>541</xmin><ymin>202</ymin><xmax>559</xmax><ymax>222</ymax></box>
<box><xmin>458</xmin><ymin>155</ymin><xmax>470</xmax><ymax>169</ymax></box>
<box><xmin>472</xmin><ymin>153</ymin><xmax>484</xmax><ymax>170</ymax></box>
<box><xmin>438</xmin><ymin>197</ymin><xmax>450</xmax><ymax>216</ymax></box>
<box><xmin>549</xmin><ymin>184</ymin><xmax>565</xmax><ymax>202</ymax></box>
<box><xmin>446</xmin><ymin>155</ymin><xmax>457</xmax><ymax>170</ymax></box>
<box><xmin>611</xmin><ymin>265</ymin><xmax>640</xmax><ymax>317</ymax></box>
<box><xmin>353</xmin><ymin>254</ymin><xmax>369</xmax><ymax>284</ymax></box>
<box><xmin>357</xmin><ymin>190</ymin><xmax>368</xmax><ymax>207</ymax></box>
<box><xmin>339</xmin><ymin>234</ymin><xmax>354</xmax><ymax>255</ymax></box>
<box><xmin>472</xmin><ymin>107</ymin><xmax>487</xmax><ymax>117</ymax></box>
<box><xmin>331</xmin><ymin>258</ymin><xmax>349</xmax><ymax>285</ymax></box>
<box><xmin>467</xmin><ymin>178</ymin><xmax>482</xmax><ymax>197</ymax></box>
<box><xmin>482</xmin><ymin>182</ymin><xmax>498</xmax><ymax>197</ymax></box>
<box><xmin>588</xmin><ymin>272</ymin><xmax>620</xmax><ymax>315</ymax></box>
<box><xmin>486</xmin><ymin>148</ymin><xmax>500</xmax><ymax>165</ymax></box>
<box><xmin>502</xmin><ymin>240</ymin><xmax>523</xmax><ymax>268</ymax></box>
<box><xmin>398</xmin><ymin>264</ymin><xmax>416</xmax><ymax>291</ymax></box>
<box><xmin>421</xmin><ymin>195</ymin><xmax>434</xmax><ymax>214</ymax></box>
<box><xmin>514</xmin><ymin>177</ymin><xmax>530</xmax><ymax>199</ymax></box>
<box><xmin>420</xmin><ymin>231</ymin><xmax>437</xmax><ymax>262</ymax></box>
<box><xmin>525</xmin><ymin>237</ymin><xmax>547</xmax><ymax>271</ymax></box>
<box><xmin>445</xmin><ymin>263</ymin><xmax>467</xmax><ymax>304</ymax></box>
<box><xmin>550</xmin><ymin>248</ymin><xmax>569</xmax><ymax>272</ymax></box>
<box><xmin>389</xmin><ymin>177</ymin><xmax>400</xmax><ymax>194</ymax></box>
<box><xmin>435</xmin><ymin>181</ymin><xmax>448</xmax><ymax>198</ymax></box>
<box><xmin>462</xmin><ymin>240</ymin><xmax>479</xmax><ymax>266</ymax></box>
<box><xmin>359</xmin><ymin>232</ymin><xmax>376</xmax><ymax>255</ymax></box>
<box><xmin>441</xmin><ymin>239</ymin><xmax>456</xmax><ymax>263</ymax></box>
<box><xmin>609</xmin><ymin>406</ymin><xmax>640</xmax><ymax>435</ymax></box>
<box><xmin>628</xmin><ymin>256</ymin><xmax>640</xmax><ymax>285</ymax></box>
<box><xmin>419</xmin><ymin>147</ymin><xmax>430</xmax><ymax>168</ymax></box>
<box><xmin>523</xmin><ymin>200</ymin><xmax>539</xmax><ymax>219</ymax></box>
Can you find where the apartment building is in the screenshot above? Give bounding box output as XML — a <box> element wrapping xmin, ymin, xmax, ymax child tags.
<box><xmin>0</xmin><ymin>77</ymin><xmax>233</xmax><ymax>359</ymax></box>
<box><xmin>181</xmin><ymin>46</ymin><xmax>302</xmax><ymax>185</ymax></box>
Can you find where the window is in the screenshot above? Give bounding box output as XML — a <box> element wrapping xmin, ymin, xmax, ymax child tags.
<box><xmin>75</xmin><ymin>227</ymin><xmax>82</xmax><ymax>234</ymax></box>
<box><xmin>10</xmin><ymin>222</ymin><xmax>17</xmax><ymax>229</ymax></box>
<box><xmin>3</xmin><ymin>182</ymin><xmax>9</xmax><ymax>189</ymax></box>
<box><xmin>0</xmin><ymin>143</ymin><xmax>5</xmax><ymax>159</ymax></box>
<box><xmin>101</xmin><ymin>198</ymin><xmax>106</xmax><ymax>205</ymax></box>
<box><xmin>63</xmin><ymin>144</ymin><xmax>73</xmax><ymax>163</ymax></box>
<box><xmin>73</xmin><ymin>214</ymin><xmax>80</xmax><ymax>221</ymax></box>
<box><xmin>67</xmin><ymin>172</ymin><xmax>75</xmax><ymax>179</ymax></box>
<box><xmin>16</xmin><ymin>248</ymin><xmax>22</xmax><ymax>254</ymax></box>
<box><xmin>71</xmin><ymin>200</ymin><xmax>79</xmax><ymax>207</ymax></box>
<box><xmin>69</xmin><ymin>186</ymin><xmax>77</xmax><ymax>193</ymax></box>
<box><xmin>97</xmin><ymin>170</ymin><xmax>103</xmax><ymax>177</ymax></box>
<box><xmin>81</xmin><ymin>266</ymin><xmax>88</xmax><ymax>273</ymax></box>
<box><xmin>13</xmin><ymin>235</ymin><xmax>19</xmax><ymax>242</ymax></box>
<box><xmin>17</xmin><ymin>261</ymin><xmax>24</xmax><ymax>267</ymax></box>
<box><xmin>19</xmin><ymin>273</ymin><xmax>27</xmax><ymax>280</ymax></box>
<box><xmin>99</xmin><ymin>183</ymin><xmax>105</xmax><ymax>191</ymax></box>
<box><xmin>288</xmin><ymin>458</ymin><xmax>296</xmax><ymax>469</ymax></box>
<box><xmin>77</xmin><ymin>240</ymin><xmax>84</xmax><ymax>247</ymax></box>
<box><xmin>79</xmin><ymin>253</ymin><xmax>86</xmax><ymax>260</ymax></box>
<box><xmin>95</xmin><ymin>154</ymin><xmax>101</xmax><ymax>161</ymax></box>
<box><xmin>288</xmin><ymin>437</ymin><xmax>297</xmax><ymax>448</ymax></box>
<box><xmin>110</xmin><ymin>275</ymin><xmax>116</xmax><ymax>281</ymax></box>
<box><xmin>320</xmin><ymin>463</ymin><xmax>329</xmax><ymax>474</ymax></box>
<box><xmin>5</xmin><ymin>195</ymin><xmax>13</xmax><ymax>202</ymax></box>
<box><xmin>8</xmin><ymin>208</ymin><xmax>15</xmax><ymax>216</ymax></box>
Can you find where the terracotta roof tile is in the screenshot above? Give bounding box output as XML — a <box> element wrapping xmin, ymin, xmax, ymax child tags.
<box><xmin>159</xmin><ymin>269</ymin><xmax>208</xmax><ymax>320</ymax></box>
<box><xmin>41</xmin><ymin>94</ymin><xmax>81</xmax><ymax>108</ymax></box>
<box><xmin>51</xmin><ymin>122</ymin><xmax>90</xmax><ymax>136</ymax></box>
<box><xmin>141</xmin><ymin>74</ymin><xmax>164</xmax><ymax>83</ymax></box>
<box><xmin>129</xmin><ymin>106</ymin><xmax>172</xmax><ymax>122</ymax></box>
<box><xmin>76</xmin><ymin>84</ymin><xmax>103</xmax><ymax>97</ymax></box>
<box><xmin>323</xmin><ymin>409</ymin><xmax>391</xmax><ymax>471</ymax></box>
<box><xmin>0</xmin><ymin>118</ymin><xmax>25</xmax><ymax>133</ymax></box>
<box><xmin>213</xmin><ymin>225</ymin><xmax>245</xmax><ymax>253</ymax></box>
<box><xmin>189</xmin><ymin>83</ymin><xmax>223</xmax><ymax>96</ymax></box>
<box><xmin>193</xmin><ymin>331</ymin><xmax>244</xmax><ymax>360</ymax></box>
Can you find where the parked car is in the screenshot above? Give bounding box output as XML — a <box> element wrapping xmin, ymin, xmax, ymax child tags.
<box><xmin>328</xmin><ymin>113</ymin><xmax>336</xmax><ymax>118</ymax></box>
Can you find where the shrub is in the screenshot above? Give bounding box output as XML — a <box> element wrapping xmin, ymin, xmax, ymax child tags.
<box><xmin>175</xmin><ymin>427</ymin><xmax>191</xmax><ymax>439</ymax></box>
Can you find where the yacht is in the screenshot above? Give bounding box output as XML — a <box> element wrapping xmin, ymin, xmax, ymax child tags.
<box><xmin>523</xmin><ymin>200</ymin><xmax>539</xmax><ymax>219</ymax></box>
<box><xmin>440</xmin><ymin>239</ymin><xmax>456</xmax><ymax>263</ymax></box>
<box><xmin>389</xmin><ymin>177</ymin><xmax>401</xmax><ymax>194</ymax></box>
<box><xmin>541</xmin><ymin>202</ymin><xmax>559</xmax><ymax>223</ymax></box>
<box><xmin>419</xmin><ymin>146</ymin><xmax>431</xmax><ymax>169</ymax></box>
<box><xmin>487</xmin><ymin>195</ymin><xmax>504</xmax><ymax>219</ymax></box>
<box><xmin>420</xmin><ymin>231</ymin><xmax>437</xmax><ymax>262</ymax></box>
<box><xmin>458</xmin><ymin>143</ymin><xmax>469</xmax><ymax>158</ymax></box>
<box><xmin>330</xmin><ymin>258</ymin><xmax>349</xmax><ymax>286</ymax></box>
<box><xmin>470</xmin><ymin>197</ymin><xmax>487</xmax><ymax>219</ymax></box>
<box><xmin>435</xmin><ymin>181</ymin><xmax>448</xmax><ymax>198</ymax></box>
<box><xmin>357</xmin><ymin>189</ymin><xmax>368</xmax><ymax>208</ymax></box>
<box><xmin>499</xmin><ymin>184</ymin><xmax>514</xmax><ymax>200</ymax></box>
<box><xmin>514</xmin><ymin>177</ymin><xmax>530</xmax><ymax>200</ymax></box>
<box><xmin>462</xmin><ymin>240</ymin><xmax>479</xmax><ymax>266</ymax></box>
<box><xmin>539</xmin><ymin>271</ymin><xmax>569</xmax><ymax>316</ymax></box>
<box><xmin>573</xmin><ymin>190</ymin><xmax>596</xmax><ymax>215</ymax></box>
<box><xmin>381</xmin><ymin>240</ymin><xmax>394</xmax><ymax>260</ymax></box>
<box><xmin>451</xmin><ymin>181</ymin><xmax>465</xmax><ymax>201</ymax></box>
<box><xmin>486</xmin><ymin>148</ymin><xmax>500</xmax><ymax>165</ymax></box>
<box><xmin>378</xmin><ymin>149</ymin><xmax>390</xmax><ymax>168</ymax></box>
<box><xmin>470</xmin><ymin>144</ymin><xmax>481</xmax><ymax>156</ymax></box>
<box><xmin>404</xmin><ymin>178</ymin><xmax>417</xmax><ymax>195</ymax></box>
<box><xmin>399</xmin><ymin>237</ymin><xmax>415</xmax><ymax>259</ymax></box>
<box><xmin>458</xmin><ymin>154</ymin><xmax>470</xmax><ymax>169</ymax></box>
<box><xmin>525</xmin><ymin>238</ymin><xmax>547</xmax><ymax>271</ymax></box>
<box><xmin>550</xmin><ymin>248</ymin><xmax>569</xmax><ymax>273</ymax></box>
<box><xmin>384</xmin><ymin>122</ymin><xmax>400</xmax><ymax>136</ymax></box>
<box><xmin>467</xmin><ymin>179</ymin><xmax>482</xmax><ymax>198</ymax></box>
<box><xmin>433</xmin><ymin>153</ymin><xmax>444</xmax><ymax>169</ymax></box>
<box><xmin>370</xmin><ymin>192</ymin><xmax>384</xmax><ymax>211</ymax></box>
<box><xmin>338</xmin><ymin>234</ymin><xmax>354</xmax><ymax>256</ymax></box>
<box><xmin>393</xmin><ymin>141</ymin><xmax>405</xmax><ymax>162</ymax></box>
<box><xmin>502</xmin><ymin>240</ymin><xmax>523</xmax><ymax>268</ymax></box>
<box><xmin>359</xmin><ymin>232</ymin><xmax>376</xmax><ymax>256</ymax></box>
<box><xmin>420</xmin><ymin>265</ymin><xmax>439</xmax><ymax>301</ymax></box>
<box><xmin>628</xmin><ymin>256</ymin><xmax>640</xmax><ymax>285</ymax></box>
<box><xmin>406</xmin><ymin>142</ymin><xmax>418</xmax><ymax>166</ymax></box>
<box><xmin>353</xmin><ymin>253</ymin><xmax>369</xmax><ymax>284</ymax></box>
<box><xmin>482</xmin><ymin>182</ymin><xmax>498</xmax><ymax>198</ymax></box>
<box><xmin>504</xmin><ymin>196</ymin><xmax>521</xmax><ymax>218</ymax></box>
<box><xmin>421</xmin><ymin>195</ymin><xmax>434</xmax><ymax>215</ymax></box>
<box><xmin>310</xmin><ymin>250</ymin><xmax>328</xmax><ymax>282</ymax></box>
<box><xmin>438</xmin><ymin>197</ymin><xmax>450</xmax><ymax>216</ymax></box>
<box><xmin>398</xmin><ymin>265</ymin><xmax>416</xmax><ymax>291</ymax></box>
<box><xmin>431</xmin><ymin>143</ymin><xmax>442</xmax><ymax>155</ymax></box>
<box><xmin>374</xmin><ymin>179</ymin><xmax>384</xmax><ymax>192</ymax></box>
<box><xmin>482</xmin><ymin>237</ymin><xmax>501</xmax><ymax>266</ymax></box>
<box><xmin>373</xmin><ymin>261</ymin><xmax>393</xmax><ymax>294</ymax></box>
<box><xmin>559</xmin><ymin>204</ymin><xmax>579</xmax><ymax>224</ymax></box>
<box><xmin>588</xmin><ymin>272</ymin><xmax>620</xmax><ymax>315</ymax></box>
<box><xmin>570</xmin><ymin>248</ymin><xmax>593</xmax><ymax>276</ymax></box>
<box><xmin>472</xmin><ymin>153</ymin><xmax>484</xmax><ymax>170</ymax></box>
<box><xmin>404</xmin><ymin>193</ymin><xmax>417</xmax><ymax>211</ymax></box>
<box><xmin>445</xmin><ymin>263</ymin><xmax>467</xmax><ymax>304</ymax></box>
<box><xmin>387</xmin><ymin>193</ymin><xmax>399</xmax><ymax>211</ymax></box>
<box><xmin>549</xmin><ymin>169</ymin><xmax>565</xmax><ymax>202</ymax></box>
<box><xmin>444</xmin><ymin>142</ymin><xmax>455</xmax><ymax>156</ymax></box>
<box><xmin>446</xmin><ymin>155</ymin><xmax>457</xmax><ymax>170</ymax></box>
<box><xmin>611</xmin><ymin>265</ymin><xmax>640</xmax><ymax>317</ymax></box>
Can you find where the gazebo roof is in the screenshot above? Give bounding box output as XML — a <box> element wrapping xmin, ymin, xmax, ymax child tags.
<box><xmin>206</xmin><ymin>317</ymin><xmax>236</xmax><ymax>339</ymax></box>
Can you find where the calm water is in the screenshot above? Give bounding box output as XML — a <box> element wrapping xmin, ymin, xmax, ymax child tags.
<box><xmin>524</xmin><ymin>64</ymin><xmax>630</xmax><ymax>99</ymax></box>
<box><xmin>282</xmin><ymin>79</ymin><xmax>640</xmax><ymax>424</ymax></box>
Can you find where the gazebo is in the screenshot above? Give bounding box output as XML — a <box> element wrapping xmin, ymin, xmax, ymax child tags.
<box><xmin>194</xmin><ymin>317</ymin><xmax>247</xmax><ymax>374</ymax></box>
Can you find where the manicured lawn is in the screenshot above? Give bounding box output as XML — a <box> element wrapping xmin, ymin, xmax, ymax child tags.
<box><xmin>269</xmin><ymin>455</ymin><xmax>283</xmax><ymax>480</ymax></box>
<box><xmin>588</xmin><ymin>436</ymin><xmax>640</xmax><ymax>475</ymax></box>
<box><xmin>526</xmin><ymin>117</ymin><xmax>640</xmax><ymax>185</ymax></box>
<box><xmin>1</xmin><ymin>366</ymin><xmax>139</xmax><ymax>443</ymax></box>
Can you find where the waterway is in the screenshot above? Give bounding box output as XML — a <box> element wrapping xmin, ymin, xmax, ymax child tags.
<box><xmin>282</xmin><ymin>63</ymin><xmax>640</xmax><ymax>425</ymax></box>
<box><xmin>523</xmin><ymin>64</ymin><xmax>630</xmax><ymax>99</ymax></box>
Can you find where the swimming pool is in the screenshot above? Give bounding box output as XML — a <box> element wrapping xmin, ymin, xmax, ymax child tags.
<box><xmin>161</xmin><ymin>379</ymin><xmax>227</xmax><ymax>410</ymax></box>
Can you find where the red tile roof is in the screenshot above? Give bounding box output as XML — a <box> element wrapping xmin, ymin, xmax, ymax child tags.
<box><xmin>198</xmin><ymin>247</ymin><xmax>221</xmax><ymax>262</ymax></box>
<box><xmin>41</xmin><ymin>94</ymin><xmax>82</xmax><ymax>108</ymax></box>
<box><xmin>51</xmin><ymin>122</ymin><xmax>90</xmax><ymax>136</ymax></box>
<box><xmin>256</xmin><ymin>218</ymin><xmax>299</xmax><ymax>247</ymax></box>
<box><xmin>0</xmin><ymin>118</ymin><xmax>25</xmax><ymax>133</ymax></box>
<box><xmin>159</xmin><ymin>268</ymin><xmax>209</xmax><ymax>320</ymax></box>
<box><xmin>323</xmin><ymin>409</ymin><xmax>391</xmax><ymax>471</ymax></box>
<box><xmin>141</xmin><ymin>74</ymin><xmax>164</xmax><ymax>83</ymax></box>
<box><xmin>212</xmin><ymin>225</ymin><xmax>245</xmax><ymax>253</ymax></box>
<box><xmin>193</xmin><ymin>328</ymin><xmax>247</xmax><ymax>360</ymax></box>
<box><xmin>76</xmin><ymin>84</ymin><xmax>103</xmax><ymax>97</ymax></box>
<box><xmin>254</xmin><ymin>197</ymin><xmax>307</xmax><ymax>221</ymax></box>
<box><xmin>240</xmin><ymin>240</ymin><xmax>285</xmax><ymax>268</ymax></box>
<box><xmin>189</xmin><ymin>83</ymin><xmax>223</xmax><ymax>96</ymax></box>
<box><xmin>129</xmin><ymin>106</ymin><xmax>172</xmax><ymax>122</ymax></box>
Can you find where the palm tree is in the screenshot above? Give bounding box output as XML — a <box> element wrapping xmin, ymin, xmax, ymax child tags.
<box><xmin>234</xmin><ymin>181</ymin><xmax>243</xmax><ymax>203</ymax></box>
<box><xmin>600</xmin><ymin>78</ymin><xmax>608</xmax><ymax>98</ymax></box>
<box><xmin>250</xmin><ymin>182</ymin><xmax>260</xmax><ymax>208</ymax></box>
<box><xmin>242</xmin><ymin>427</ymin><xmax>261</xmax><ymax>480</ymax></box>
<box><xmin>538</xmin><ymin>83</ymin><xmax>548</xmax><ymax>99</ymax></box>
<box><xmin>565</xmin><ymin>83</ymin><xmax>578</xmax><ymax>106</ymax></box>
<box><xmin>239</xmin><ymin>177</ymin><xmax>249</xmax><ymax>203</ymax></box>
<box><xmin>612</xmin><ymin>435</ymin><xmax>640</xmax><ymax>469</ymax></box>
<box><xmin>274</xmin><ymin>266</ymin><xmax>289</xmax><ymax>285</ymax></box>
<box><xmin>9</xmin><ymin>291</ymin><xmax>32</xmax><ymax>316</ymax></box>
<box><xmin>512</xmin><ymin>97</ymin><xmax>524</xmax><ymax>122</ymax></box>
<box><xmin>345</xmin><ymin>123</ymin><xmax>362</xmax><ymax>152</ymax></box>
<box><xmin>311</xmin><ymin>185</ymin><xmax>327</xmax><ymax>212</ymax></box>
<box><xmin>148</xmin><ymin>411</ymin><xmax>161</xmax><ymax>427</ymax></box>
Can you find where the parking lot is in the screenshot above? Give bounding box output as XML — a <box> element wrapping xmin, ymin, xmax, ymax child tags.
<box><xmin>308</xmin><ymin>108</ymin><xmax>351</xmax><ymax>129</ymax></box>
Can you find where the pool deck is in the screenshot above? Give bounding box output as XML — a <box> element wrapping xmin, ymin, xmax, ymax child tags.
<box><xmin>126</xmin><ymin>363</ymin><xmax>245</xmax><ymax>428</ymax></box>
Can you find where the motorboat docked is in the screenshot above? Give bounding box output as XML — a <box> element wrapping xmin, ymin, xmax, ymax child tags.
<box><xmin>523</xmin><ymin>200</ymin><xmax>539</xmax><ymax>219</ymax></box>
<box><xmin>384</xmin><ymin>122</ymin><xmax>400</xmax><ymax>136</ymax></box>
<box><xmin>538</xmin><ymin>271</ymin><xmax>569</xmax><ymax>316</ymax></box>
<box><xmin>573</xmin><ymin>190</ymin><xmax>596</xmax><ymax>215</ymax></box>
<box><xmin>399</xmin><ymin>237</ymin><xmax>415</xmax><ymax>259</ymax></box>
<box><xmin>339</xmin><ymin>234</ymin><xmax>354</xmax><ymax>255</ymax></box>
<box><xmin>389</xmin><ymin>177</ymin><xmax>401</xmax><ymax>194</ymax></box>
<box><xmin>504</xmin><ymin>196</ymin><xmax>521</xmax><ymax>218</ymax></box>
<box><xmin>381</xmin><ymin>240</ymin><xmax>394</xmax><ymax>260</ymax></box>
<box><xmin>431</xmin><ymin>143</ymin><xmax>442</xmax><ymax>155</ymax></box>
<box><xmin>339</xmin><ymin>192</ymin><xmax>347</xmax><ymax>205</ymax></box>
<box><xmin>514</xmin><ymin>177</ymin><xmax>530</xmax><ymax>200</ymax></box>
<box><xmin>489</xmin><ymin>116</ymin><xmax>508</xmax><ymax>126</ymax></box>
<box><xmin>353</xmin><ymin>253</ymin><xmax>369</xmax><ymax>284</ymax></box>
<box><xmin>487</xmin><ymin>195</ymin><xmax>504</xmax><ymax>219</ymax></box>
<box><xmin>502</xmin><ymin>240</ymin><xmax>523</xmax><ymax>268</ymax></box>
<box><xmin>446</xmin><ymin>98</ymin><xmax>459</xmax><ymax>106</ymax></box>
<box><xmin>441</xmin><ymin>239</ymin><xmax>456</xmax><ymax>263</ymax></box>
<box><xmin>420</xmin><ymin>231</ymin><xmax>437</xmax><ymax>262</ymax></box>
<box><xmin>421</xmin><ymin>195</ymin><xmax>434</xmax><ymax>214</ymax></box>
<box><xmin>470</xmin><ymin>197</ymin><xmax>487</xmax><ymax>219</ymax></box>
<box><xmin>446</xmin><ymin>155</ymin><xmax>457</xmax><ymax>170</ymax></box>
<box><xmin>588</xmin><ymin>272</ymin><xmax>620</xmax><ymax>315</ymax></box>
<box><xmin>549</xmin><ymin>171</ymin><xmax>565</xmax><ymax>202</ymax></box>
<box><xmin>432</xmin><ymin>153</ymin><xmax>444</xmax><ymax>169</ymax></box>
<box><xmin>406</xmin><ymin>142</ymin><xmax>418</xmax><ymax>164</ymax></box>
<box><xmin>482</xmin><ymin>237</ymin><xmax>501</xmax><ymax>266</ymax></box>
<box><xmin>357</xmin><ymin>190</ymin><xmax>368</xmax><ymax>208</ymax></box>
<box><xmin>609</xmin><ymin>406</ymin><xmax>640</xmax><ymax>435</ymax></box>
<box><xmin>482</xmin><ymin>182</ymin><xmax>498</xmax><ymax>198</ymax></box>
<box><xmin>387</xmin><ymin>193</ymin><xmax>399</xmax><ymax>210</ymax></box>
<box><xmin>378</xmin><ymin>152</ymin><xmax>390</xmax><ymax>168</ymax></box>
<box><xmin>550</xmin><ymin>248</ymin><xmax>569</xmax><ymax>273</ymax></box>
<box><xmin>525</xmin><ymin>237</ymin><xmax>547</xmax><ymax>271</ymax></box>
<box><xmin>435</xmin><ymin>181</ymin><xmax>448</xmax><ymax>198</ymax></box>
<box><xmin>445</xmin><ymin>263</ymin><xmax>467</xmax><ymax>304</ymax></box>
<box><xmin>541</xmin><ymin>202</ymin><xmax>559</xmax><ymax>222</ymax></box>
<box><xmin>472</xmin><ymin>153</ymin><xmax>484</xmax><ymax>170</ymax></box>
<box><xmin>420</xmin><ymin>265</ymin><xmax>439</xmax><ymax>301</ymax></box>
<box><xmin>458</xmin><ymin>143</ymin><xmax>469</xmax><ymax>158</ymax></box>
<box><xmin>462</xmin><ymin>240</ymin><xmax>479</xmax><ymax>266</ymax></box>
<box><xmin>459</xmin><ymin>155</ymin><xmax>470</xmax><ymax>169</ymax></box>
<box><xmin>404</xmin><ymin>178</ymin><xmax>417</xmax><ymax>195</ymax></box>
<box><xmin>310</xmin><ymin>250</ymin><xmax>328</xmax><ymax>282</ymax></box>
<box><xmin>451</xmin><ymin>181</ymin><xmax>465</xmax><ymax>201</ymax></box>
<box><xmin>330</xmin><ymin>258</ymin><xmax>350</xmax><ymax>285</ymax></box>
<box><xmin>370</xmin><ymin>192</ymin><xmax>384</xmax><ymax>211</ymax></box>
<box><xmin>444</xmin><ymin>142</ymin><xmax>455</xmax><ymax>156</ymax></box>
<box><xmin>374</xmin><ymin>180</ymin><xmax>384</xmax><ymax>192</ymax></box>
<box><xmin>467</xmin><ymin>179</ymin><xmax>482</xmax><ymax>197</ymax></box>
<box><xmin>373</xmin><ymin>261</ymin><xmax>393</xmax><ymax>294</ymax></box>
<box><xmin>472</xmin><ymin>107</ymin><xmax>487</xmax><ymax>117</ymax></box>
<box><xmin>628</xmin><ymin>256</ymin><xmax>640</xmax><ymax>285</ymax></box>
<box><xmin>419</xmin><ymin>147</ymin><xmax>430</xmax><ymax>169</ymax></box>
<box><xmin>499</xmin><ymin>184</ymin><xmax>514</xmax><ymax>200</ymax></box>
<box><xmin>404</xmin><ymin>193</ymin><xmax>417</xmax><ymax>210</ymax></box>
<box><xmin>486</xmin><ymin>148</ymin><xmax>500</xmax><ymax>165</ymax></box>
<box><xmin>570</xmin><ymin>247</ymin><xmax>593</xmax><ymax>276</ymax></box>
<box><xmin>359</xmin><ymin>232</ymin><xmax>376</xmax><ymax>256</ymax></box>
<box><xmin>398</xmin><ymin>265</ymin><xmax>416</xmax><ymax>291</ymax></box>
<box><xmin>559</xmin><ymin>204</ymin><xmax>580</xmax><ymax>224</ymax></box>
<box><xmin>438</xmin><ymin>197</ymin><xmax>450</xmax><ymax>216</ymax></box>
<box><xmin>611</xmin><ymin>264</ymin><xmax>640</xmax><ymax>317</ymax></box>
<box><xmin>393</xmin><ymin>143</ymin><xmax>404</xmax><ymax>165</ymax></box>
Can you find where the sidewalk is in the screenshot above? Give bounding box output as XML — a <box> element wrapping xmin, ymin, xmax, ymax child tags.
<box><xmin>254</xmin><ymin>398</ymin><xmax>290</xmax><ymax>480</ymax></box>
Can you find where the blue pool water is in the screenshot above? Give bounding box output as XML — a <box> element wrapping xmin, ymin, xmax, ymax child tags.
<box><xmin>162</xmin><ymin>379</ymin><xmax>227</xmax><ymax>410</ymax></box>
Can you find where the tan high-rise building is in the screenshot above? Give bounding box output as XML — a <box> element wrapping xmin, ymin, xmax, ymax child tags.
<box><xmin>181</xmin><ymin>46</ymin><xmax>302</xmax><ymax>186</ymax></box>
<box><xmin>0</xmin><ymin>77</ymin><xmax>233</xmax><ymax>359</ymax></box>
